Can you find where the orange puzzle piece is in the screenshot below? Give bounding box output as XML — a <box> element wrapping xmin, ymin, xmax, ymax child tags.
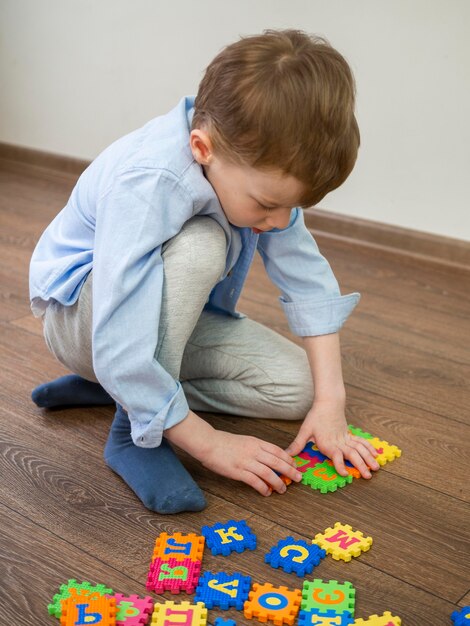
<box><xmin>152</xmin><ymin>532</ymin><xmax>205</xmax><ymax>562</ymax></box>
<box><xmin>244</xmin><ymin>582</ymin><xmax>301</xmax><ymax>626</ymax></box>
<box><xmin>60</xmin><ymin>591</ymin><xmax>116</xmax><ymax>626</ymax></box>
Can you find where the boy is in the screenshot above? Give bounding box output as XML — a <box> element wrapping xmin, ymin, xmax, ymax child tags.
<box><xmin>30</xmin><ymin>29</ymin><xmax>379</xmax><ymax>514</ymax></box>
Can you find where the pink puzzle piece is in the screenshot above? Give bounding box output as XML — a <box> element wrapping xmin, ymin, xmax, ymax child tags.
<box><xmin>107</xmin><ymin>594</ymin><xmax>154</xmax><ymax>626</ymax></box>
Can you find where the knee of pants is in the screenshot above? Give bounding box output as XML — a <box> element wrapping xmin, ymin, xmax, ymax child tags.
<box><xmin>164</xmin><ymin>216</ymin><xmax>226</xmax><ymax>285</ymax></box>
<box><xmin>266</xmin><ymin>354</ymin><xmax>315</xmax><ymax>421</ymax></box>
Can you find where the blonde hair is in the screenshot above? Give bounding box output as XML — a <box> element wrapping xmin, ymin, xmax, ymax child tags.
<box><xmin>192</xmin><ymin>29</ymin><xmax>360</xmax><ymax>208</ymax></box>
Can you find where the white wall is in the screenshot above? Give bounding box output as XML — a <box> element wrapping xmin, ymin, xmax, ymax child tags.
<box><xmin>1</xmin><ymin>0</ymin><xmax>469</xmax><ymax>241</ymax></box>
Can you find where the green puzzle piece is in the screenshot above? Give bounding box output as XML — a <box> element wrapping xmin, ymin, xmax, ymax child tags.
<box><xmin>301</xmin><ymin>579</ymin><xmax>355</xmax><ymax>615</ymax></box>
<box><xmin>301</xmin><ymin>461</ymin><xmax>353</xmax><ymax>493</ymax></box>
<box><xmin>47</xmin><ymin>579</ymin><xmax>114</xmax><ymax>617</ymax></box>
<box><xmin>348</xmin><ymin>424</ymin><xmax>375</xmax><ymax>439</ymax></box>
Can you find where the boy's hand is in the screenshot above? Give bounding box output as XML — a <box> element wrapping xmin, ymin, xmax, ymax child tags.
<box><xmin>201</xmin><ymin>430</ymin><xmax>303</xmax><ymax>496</ymax></box>
<box><xmin>286</xmin><ymin>400</ymin><xmax>380</xmax><ymax>479</ymax></box>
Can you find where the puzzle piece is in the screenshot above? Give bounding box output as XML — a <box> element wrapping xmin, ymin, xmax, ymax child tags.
<box><xmin>313</xmin><ymin>523</ymin><xmax>373</xmax><ymax>562</ymax></box>
<box><xmin>265</xmin><ymin>536</ymin><xmax>326</xmax><ymax>577</ymax></box>
<box><xmin>60</xmin><ymin>592</ymin><xmax>116</xmax><ymax>626</ymax></box>
<box><xmin>109</xmin><ymin>594</ymin><xmax>154</xmax><ymax>625</ymax></box>
<box><xmin>301</xmin><ymin>580</ymin><xmax>355</xmax><ymax>616</ymax></box>
<box><xmin>302</xmin><ymin>461</ymin><xmax>353</xmax><ymax>493</ymax></box>
<box><xmin>244</xmin><ymin>582</ymin><xmax>301</xmax><ymax>626</ymax></box>
<box><xmin>294</xmin><ymin>452</ymin><xmax>325</xmax><ymax>473</ymax></box>
<box><xmin>352</xmin><ymin>612</ymin><xmax>401</xmax><ymax>625</ymax></box>
<box><xmin>152</xmin><ymin>532</ymin><xmax>205</xmax><ymax>562</ymax></box>
<box><xmin>48</xmin><ymin>580</ymin><xmax>114</xmax><ymax>617</ymax></box>
<box><xmin>298</xmin><ymin>608</ymin><xmax>354</xmax><ymax>625</ymax></box>
<box><xmin>194</xmin><ymin>571</ymin><xmax>251</xmax><ymax>609</ymax></box>
<box><xmin>214</xmin><ymin>619</ymin><xmax>237</xmax><ymax>626</ymax></box>
<box><xmin>348</xmin><ymin>425</ymin><xmax>375</xmax><ymax>440</ymax></box>
<box><xmin>369</xmin><ymin>438</ymin><xmax>402</xmax><ymax>466</ymax></box>
<box><xmin>201</xmin><ymin>519</ymin><xmax>257</xmax><ymax>556</ymax></box>
<box><xmin>146</xmin><ymin>557</ymin><xmax>201</xmax><ymax>594</ymax></box>
<box><xmin>451</xmin><ymin>606</ymin><xmax>470</xmax><ymax>626</ymax></box>
<box><xmin>150</xmin><ymin>601</ymin><xmax>207</xmax><ymax>626</ymax></box>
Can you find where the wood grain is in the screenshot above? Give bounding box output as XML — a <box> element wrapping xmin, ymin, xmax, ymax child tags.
<box><xmin>1</xmin><ymin>157</ymin><xmax>469</xmax><ymax>624</ymax></box>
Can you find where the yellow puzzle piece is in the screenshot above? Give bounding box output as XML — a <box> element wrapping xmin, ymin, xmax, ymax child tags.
<box><xmin>151</xmin><ymin>601</ymin><xmax>207</xmax><ymax>626</ymax></box>
<box><xmin>370</xmin><ymin>438</ymin><xmax>402</xmax><ymax>466</ymax></box>
<box><xmin>353</xmin><ymin>611</ymin><xmax>401</xmax><ymax>625</ymax></box>
<box><xmin>313</xmin><ymin>522</ymin><xmax>373</xmax><ymax>562</ymax></box>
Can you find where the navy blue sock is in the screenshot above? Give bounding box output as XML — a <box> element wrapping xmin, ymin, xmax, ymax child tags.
<box><xmin>31</xmin><ymin>374</ymin><xmax>114</xmax><ymax>408</ymax></box>
<box><xmin>104</xmin><ymin>404</ymin><xmax>206</xmax><ymax>514</ymax></box>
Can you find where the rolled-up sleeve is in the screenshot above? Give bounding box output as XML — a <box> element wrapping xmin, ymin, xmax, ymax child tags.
<box><xmin>257</xmin><ymin>208</ymin><xmax>360</xmax><ymax>336</ymax></box>
<box><xmin>93</xmin><ymin>167</ymin><xmax>194</xmax><ymax>447</ymax></box>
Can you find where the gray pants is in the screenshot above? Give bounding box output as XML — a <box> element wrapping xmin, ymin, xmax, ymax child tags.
<box><xmin>43</xmin><ymin>217</ymin><xmax>313</xmax><ymax>421</ymax></box>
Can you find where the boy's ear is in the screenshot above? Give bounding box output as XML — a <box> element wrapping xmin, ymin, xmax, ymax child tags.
<box><xmin>190</xmin><ymin>129</ymin><xmax>214</xmax><ymax>165</ymax></box>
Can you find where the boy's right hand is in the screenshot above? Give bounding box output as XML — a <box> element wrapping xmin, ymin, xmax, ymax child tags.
<box><xmin>200</xmin><ymin>430</ymin><xmax>303</xmax><ymax>496</ymax></box>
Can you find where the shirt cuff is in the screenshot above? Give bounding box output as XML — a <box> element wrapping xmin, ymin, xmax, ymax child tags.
<box><xmin>280</xmin><ymin>292</ymin><xmax>361</xmax><ymax>336</ymax></box>
<box><xmin>129</xmin><ymin>382</ymin><xmax>190</xmax><ymax>448</ymax></box>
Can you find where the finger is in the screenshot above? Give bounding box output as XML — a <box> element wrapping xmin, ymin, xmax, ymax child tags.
<box><xmin>352</xmin><ymin>436</ymin><xmax>379</xmax><ymax>458</ymax></box>
<box><xmin>257</xmin><ymin>450</ymin><xmax>302</xmax><ymax>483</ymax></box>
<box><xmin>285</xmin><ymin>427</ymin><xmax>311</xmax><ymax>456</ymax></box>
<box><xmin>330</xmin><ymin>450</ymin><xmax>349</xmax><ymax>477</ymax></box>
<box><xmin>264</xmin><ymin>442</ymin><xmax>300</xmax><ymax>468</ymax></box>
<box><xmin>353</xmin><ymin>440</ymin><xmax>380</xmax><ymax>471</ymax></box>
<box><xmin>240</xmin><ymin>470</ymin><xmax>273</xmax><ymax>496</ymax></box>
<box><xmin>344</xmin><ymin>447</ymin><xmax>372</xmax><ymax>479</ymax></box>
<box><xmin>253</xmin><ymin>462</ymin><xmax>288</xmax><ymax>495</ymax></box>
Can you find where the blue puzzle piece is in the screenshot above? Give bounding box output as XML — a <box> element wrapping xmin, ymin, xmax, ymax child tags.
<box><xmin>265</xmin><ymin>536</ymin><xmax>326</xmax><ymax>577</ymax></box>
<box><xmin>214</xmin><ymin>619</ymin><xmax>237</xmax><ymax>626</ymax></box>
<box><xmin>298</xmin><ymin>608</ymin><xmax>354</xmax><ymax>625</ymax></box>
<box><xmin>201</xmin><ymin>520</ymin><xmax>257</xmax><ymax>556</ymax></box>
<box><xmin>452</xmin><ymin>606</ymin><xmax>470</xmax><ymax>626</ymax></box>
<box><xmin>303</xmin><ymin>442</ymin><xmax>329</xmax><ymax>462</ymax></box>
<box><xmin>195</xmin><ymin>571</ymin><xmax>251</xmax><ymax>610</ymax></box>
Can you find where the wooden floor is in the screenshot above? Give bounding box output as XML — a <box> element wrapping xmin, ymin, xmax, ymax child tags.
<box><xmin>1</xmin><ymin>157</ymin><xmax>469</xmax><ymax>625</ymax></box>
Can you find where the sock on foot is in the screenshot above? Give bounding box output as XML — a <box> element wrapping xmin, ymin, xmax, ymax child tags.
<box><xmin>31</xmin><ymin>374</ymin><xmax>114</xmax><ymax>408</ymax></box>
<box><xmin>104</xmin><ymin>404</ymin><xmax>207</xmax><ymax>514</ymax></box>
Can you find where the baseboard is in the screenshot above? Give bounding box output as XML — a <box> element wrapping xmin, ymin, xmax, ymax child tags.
<box><xmin>2</xmin><ymin>141</ymin><xmax>469</xmax><ymax>269</ymax></box>
<box><xmin>304</xmin><ymin>208</ymin><xmax>470</xmax><ymax>269</ymax></box>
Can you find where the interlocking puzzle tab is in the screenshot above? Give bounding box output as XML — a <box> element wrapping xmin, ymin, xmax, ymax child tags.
<box><xmin>352</xmin><ymin>611</ymin><xmax>401</xmax><ymax>625</ymax></box>
<box><xmin>214</xmin><ymin>619</ymin><xmax>237</xmax><ymax>626</ymax></box>
<box><xmin>194</xmin><ymin>571</ymin><xmax>251</xmax><ymax>609</ymax></box>
<box><xmin>151</xmin><ymin>601</ymin><xmax>207</xmax><ymax>626</ymax></box>
<box><xmin>451</xmin><ymin>606</ymin><xmax>470</xmax><ymax>626</ymax></box>
<box><xmin>244</xmin><ymin>582</ymin><xmax>301</xmax><ymax>626</ymax></box>
<box><xmin>302</xmin><ymin>461</ymin><xmax>353</xmax><ymax>493</ymax></box>
<box><xmin>60</xmin><ymin>592</ymin><xmax>116</xmax><ymax>626</ymax></box>
<box><xmin>301</xmin><ymin>580</ymin><xmax>355</xmax><ymax>617</ymax></box>
<box><xmin>313</xmin><ymin>523</ymin><xmax>373</xmax><ymax>562</ymax></box>
<box><xmin>48</xmin><ymin>580</ymin><xmax>114</xmax><ymax>618</ymax></box>
<box><xmin>347</xmin><ymin>426</ymin><xmax>374</xmax><ymax>440</ymax></box>
<box><xmin>298</xmin><ymin>608</ymin><xmax>354</xmax><ymax>625</ymax></box>
<box><xmin>201</xmin><ymin>519</ymin><xmax>257</xmax><ymax>556</ymax></box>
<box><xmin>109</xmin><ymin>594</ymin><xmax>154</xmax><ymax>626</ymax></box>
<box><xmin>152</xmin><ymin>532</ymin><xmax>205</xmax><ymax>562</ymax></box>
<box><xmin>146</xmin><ymin>557</ymin><xmax>201</xmax><ymax>594</ymax></box>
<box><xmin>265</xmin><ymin>536</ymin><xmax>326</xmax><ymax>577</ymax></box>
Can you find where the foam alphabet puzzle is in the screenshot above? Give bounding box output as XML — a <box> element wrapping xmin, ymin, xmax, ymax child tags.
<box><xmin>201</xmin><ymin>520</ymin><xmax>257</xmax><ymax>556</ymax></box>
<box><xmin>352</xmin><ymin>612</ymin><xmax>401</xmax><ymax>625</ymax></box>
<box><xmin>265</xmin><ymin>536</ymin><xmax>326</xmax><ymax>577</ymax></box>
<box><xmin>150</xmin><ymin>601</ymin><xmax>207</xmax><ymax>626</ymax></box>
<box><xmin>60</xmin><ymin>591</ymin><xmax>116</xmax><ymax>626</ymax></box>
<box><xmin>451</xmin><ymin>606</ymin><xmax>470</xmax><ymax>625</ymax></box>
<box><xmin>194</xmin><ymin>571</ymin><xmax>251</xmax><ymax>609</ymax></box>
<box><xmin>301</xmin><ymin>580</ymin><xmax>355</xmax><ymax>616</ymax></box>
<box><xmin>110</xmin><ymin>594</ymin><xmax>154</xmax><ymax>625</ymax></box>
<box><xmin>152</xmin><ymin>532</ymin><xmax>205</xmax><ymax>562</ymax></box>
<box><xmin>313</xmin><ymin>523</ymin><xmax>373</xmax><ymax>562</ymax></box>
<box><xmin>244</xmin><ymin>582</ymin><xmax>302</xmax><ymax>626</ymax></box>
<box><xmin>146</xmin><ymin>557</ymin><xmax>201</xmax><ymax>594</ymax></box>
<box><xmin>301</xmin><ymin>461</ymin><xmax>353</xmax><ymax>493</ymax></box>
<box><xmin>298</xmin><ymin>608</ymin><xmax>354</xmax><ymax>625</ymax></box>
<box><xmin>48</xmin><ymin>580</ymin><xmax>114</xmax><ymax>617</ymax></box>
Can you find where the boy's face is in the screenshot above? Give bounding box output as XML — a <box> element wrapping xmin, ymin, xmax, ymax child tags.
<box><xmin>190</xmin><ymin>129</ymin><xmax>306</xmax><ymax>232</ymax></box>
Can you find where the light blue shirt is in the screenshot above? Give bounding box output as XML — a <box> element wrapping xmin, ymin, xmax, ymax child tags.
<box><xmin>29</xmin><ymin>96</ymin><xmax>360</xmax><ymax>448</ymax></box>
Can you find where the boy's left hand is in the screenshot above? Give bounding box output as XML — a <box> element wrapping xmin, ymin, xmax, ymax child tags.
<box><xmin>285</xmin><ymin>400</ymin><xmax>380</xmax><ymax>479</ymax></box>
